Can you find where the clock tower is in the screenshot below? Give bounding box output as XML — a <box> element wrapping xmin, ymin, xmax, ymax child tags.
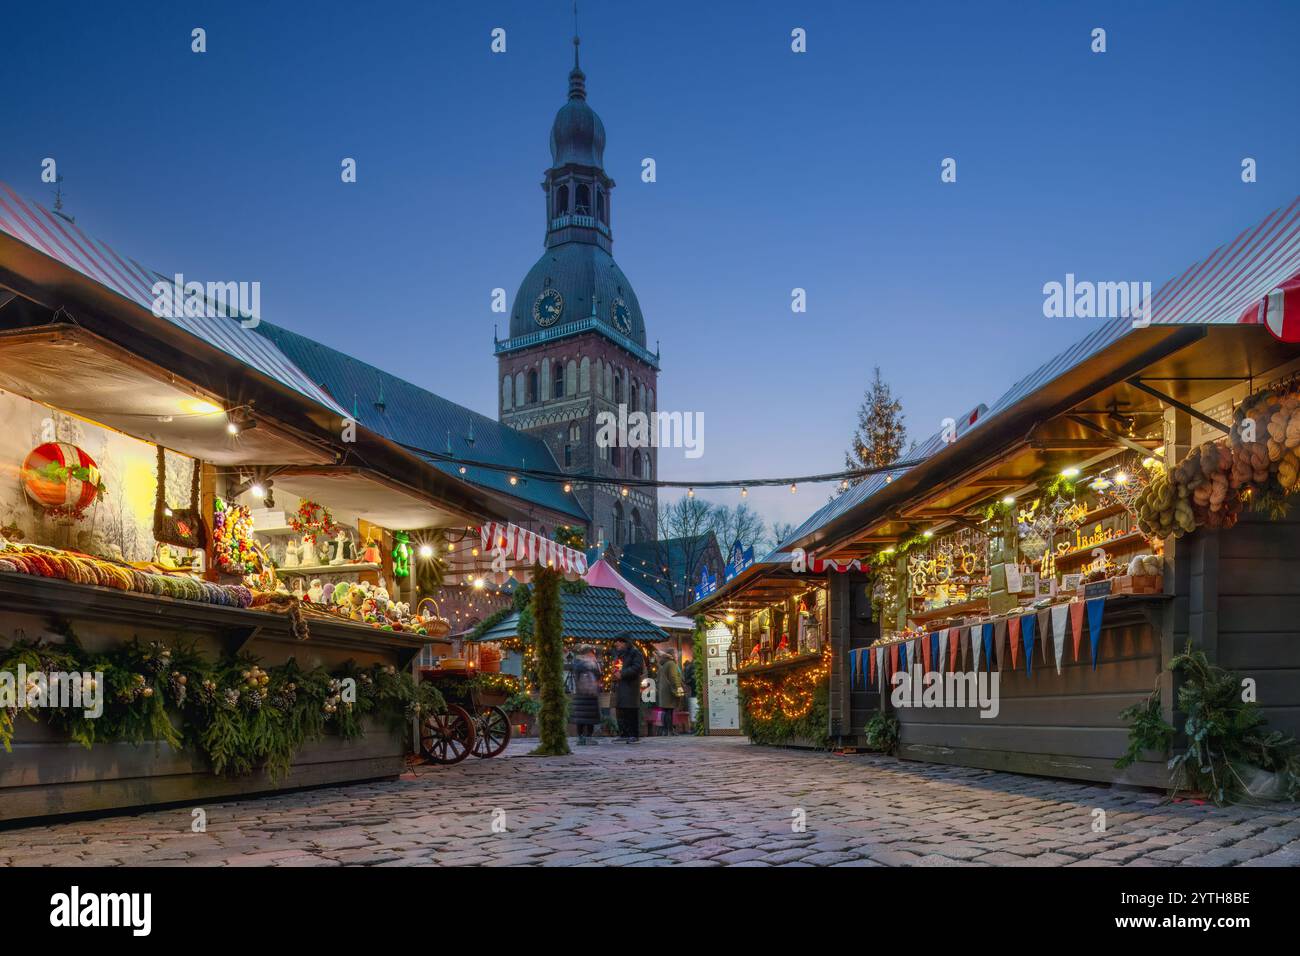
<box><xmin>495</xmin><ymin>33</ymin><xmax>659</xmax><ymax>553</ymax></box>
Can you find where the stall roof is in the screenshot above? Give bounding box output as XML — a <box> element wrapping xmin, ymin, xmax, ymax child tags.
<box><xmin>470</xmin><ymin>585</ymin><xmax>669</xmax><ymax>644</ymax></box>
<box><xmin>0</xmin><ymin>182</ymin><xmax>347</xmax><ymax>418</ymax></box>
<box><xmin>584</xmin><ymin>558</ymin><xmax>694</xmax><ymax>631</ymax></box>
<box><xmin>786</xmin><ymin>196</ymin><xmax>1300</xmax><ymax>558</ymax></box>
<box><xmin>252</xmin><ymin>321</ymin><xmax>587</xmax><ymax>523</ymax></box>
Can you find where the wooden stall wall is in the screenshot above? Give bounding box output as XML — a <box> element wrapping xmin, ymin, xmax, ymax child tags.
<box><xmin>828</xmin><ymin>571</ymin><xmax>880</xmax><ymax>745</ymax></box>
<box><xmin>1203</xmin><ymin>507</ymin><xmax>1300</xmax><ymax>741</ymax></box>
<box><xmin>895</xmin><ymin>601</ymin><xmax>1167</xmax><ymax>787</ymax></box>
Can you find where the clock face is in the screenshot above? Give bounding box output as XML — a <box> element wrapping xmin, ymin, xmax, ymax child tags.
<box><xmin>533</xmin><ymin>288</ymin><xmax>564</xmax><ymax>327</ymax></box>
<box><xmin>611</xmin><ymin>297</ymin><xmax>632</xmax><ymax>334</ymax></box>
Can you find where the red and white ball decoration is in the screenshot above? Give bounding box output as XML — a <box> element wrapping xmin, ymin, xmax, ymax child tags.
<box><xmin>21</xmin><ymin>442</ymin><xmax>104</xmax><ymax>519</ymax></box>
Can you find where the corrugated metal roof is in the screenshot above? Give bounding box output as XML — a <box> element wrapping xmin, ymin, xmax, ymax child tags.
<box><xmin>782</xmin><ymin>196</ymin><xmax>1300</xmax><ymax>548</ymax></box>
<box><xmin>469</xmin><ymin>585</ymin><xmax>668</xmax><ymax>643</ymax></box>
<box><xmin>0</xmin><ymin>181</ymin><xmax>348</xmax><ymax>417</ymax></box>
<box><xmin>254</xmin><ymin>321</ymin><xmax>587</xmax><ymax>521</ymax></box>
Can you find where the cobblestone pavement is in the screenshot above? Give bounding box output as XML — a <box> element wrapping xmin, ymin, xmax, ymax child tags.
<box><xmin>2</xmin><ymin>736</ymin><xmax>1298</xmax><ymax>866</ymax></box>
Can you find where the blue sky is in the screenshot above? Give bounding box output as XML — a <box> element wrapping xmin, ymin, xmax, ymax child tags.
<box><xmin>3</xmin><ymin>0</ymin><xmax>1298</xmax><ymax>530</ymax></box>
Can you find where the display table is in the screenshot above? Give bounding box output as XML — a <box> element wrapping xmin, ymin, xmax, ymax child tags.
<box><xmin>0</xmin><ymin>572</ymin><xmax>429</xmax><ymax>823</ymax></box>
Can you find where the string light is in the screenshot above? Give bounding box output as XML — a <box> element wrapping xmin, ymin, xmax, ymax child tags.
<box><xmin>790</xmin><ymin>483</ymin><xmax>797</xmax><ymax>494</ymax></box>
<box><xmin>563</xmin><ymin>482</ymin><xmax>572</xmax><ymax>493</ymax></box>
<box><xmin>687</xmin><ymin>488</ymin><xmax>694</xmax><ymax>498</ymax></box>
<box><xmin>509</xmin><ymin>475</ymin><xmax>518</xmax><ymax>485</ymax></box>
<box><xmin>740</xmin><ymin>487</ymin><xmax>748</xmax><ymax>498</ymax></box>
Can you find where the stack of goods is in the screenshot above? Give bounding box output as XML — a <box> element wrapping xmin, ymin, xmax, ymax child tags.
<box><xmin>0</xmin><ymin>543</ymin><xmax>253</xmax><ymax>608</ymax></box>
<box><xmin>314</xmin><ymin>580</ymin><xmax>450</xmax><ymax>637</ymax></box>
<box><xmin>212</xmin><ymin>498</ymin><xmax>263</xmax><ymax>576</ymax></box>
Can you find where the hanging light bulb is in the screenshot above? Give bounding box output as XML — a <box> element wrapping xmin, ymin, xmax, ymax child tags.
<box><xmin>1002</xmin><ymin>495</ymin><xmax>1015</xmax><ymax>505</ymax></box>
<box><xmin>740</xmin><ymin>487</ymin><xmax>748</xmax><ymax>498</ymax></box>
<box><xmin>687</xmin><ymin>488</ymin><xmax>694</xmax><ymax>498</ymax></box>
<box><xmin>226</xmin><ymin>420</ymin><xmax>239</xmax><ymax>436</ymax></box>
<box><xmin>459</xmin><ymin>466</ymin><xmax>467</xmax><ymax>474</ymax></box>
<box><xmin>621</xmin><ymin>487</ymin><xmax>629</xmax><ymax>497</ymax></box>
<box><xmin>790</xmin><ymin>483</ymin><xmax>797</xmax><ymax>494</ymax></box>
<box><xmin>509</xmin><ymin>474</ymin><xmax>518</xmax><ymax>485</ymax></box>
<box><xmin>563</xmin><ymin>482</ymin><xmax>572</xmax><ymax>493</ymax></box>
<box><xmin>840</xmin><ymin>479</ymin><xmax>848</xmax><ymax>491</ymax></box>
<box><xmin>418</xmin><ymin>544</ymin><xmax>434</xmax><ymax>559</ymax></box>
<box><xmin>250</xmin><ymin>483</ymin><xmax>265</xmax><ymax>499</ymax></box>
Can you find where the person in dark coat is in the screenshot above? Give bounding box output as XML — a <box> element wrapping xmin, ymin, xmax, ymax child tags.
<box><xmin>565</xmin><ymin>645</ymin><xmax>602</xmax><ymax>744</ymax></box>
<box><xmin>655</xmin><ymin>650</ymin><xmax>685</xmax><ymax>735</ymax></box>
<box><xmin>611</xmin><ymin>636</ymin><xmax>645</xmax><ymax>743</ymax></box>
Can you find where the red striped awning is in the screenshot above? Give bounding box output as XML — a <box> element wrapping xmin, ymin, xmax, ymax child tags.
<box><xmin>480</xmin><ymin>522</ymin><xmax>588</xmax><ymax>579</ymax></box>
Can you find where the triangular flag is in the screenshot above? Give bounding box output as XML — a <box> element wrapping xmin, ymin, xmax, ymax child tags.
<box><xmin>1086</xmin><ymin>597</ymin><xmax>1106</xmax><ymax>670</ymax></box>
<box><xmin>939</xmin><ymin>630</ymin><xmax>950</xmax><ymax>673</ymax></box>
<box><xmin>1051</xmin><ymin>603</ymin><xmax>1069</xmax><ymax>675</ymax></box>
<box><xmin>948</xmin><ymin>627</ymin><xmax>961</xmax><ymax>671</ymax></box>
<box><xmin>1070</xmin><ymin>601</ymin><xmax>1085</xmax><ymax>661</ymax></box>
<box><xmin>1036</xmin><ymin>609</ymin><xmax>1051</xmax><ymax>664</ymax></box>
<box><xmin>921</xmin><ymin>633</ymin><xmax>932</xmax><ymax>672</ymax></box>
<box><xmin>1008</xmin><ymin>616</ymin><xmax>1021</xmax><ymax>669</ymax></box>
<box><xmin>1021</xmin><ymin>613</ymin><xmax>1037</xmax><ymax>675</ymax></box>
<box><xmin>994</xmin><ymin>618</ymin><xmax>1008</xmax><ymax>672</ymax></box>
<box><xmin>899</xmin><ymin>641</ymin><xmax>908</xmax><ymax>673</ymax></box>
<box><xmin>875</xmin><ymin>647</ymin><xmax>885</xmax><ymax>690</ymax></box>
<box><xmin>930</xmin><ymin>632</ymin><xmax>940</xmax><ymax>673</ymax></box>
<box><xmin>970</xmin><ymin>625</ymin><xmax>982</xmax><ymax>672</ymax></box>
<box><xmin>868</xmin><ymin>646</ymin><xmax>876</xmax><ymax>685</ymax></box>
<box><xmin>855</xmin><ymin>649</ymin><xmax>864</xmax><ymax>690</ymax></box>
<box><xmin>891</xmin><ymin>643</ymin><xmax>900</xmax><ymax>678</ymax></box>
<box><xmin>982</xmin><ymin>623</ymin><xmax>994</xmax><ymax>673</ymax></box>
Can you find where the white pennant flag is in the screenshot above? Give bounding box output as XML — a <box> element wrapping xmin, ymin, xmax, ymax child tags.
<box><xmin>875</xmin><ymin>647</ymin><xmax>885</xmax><ymax>691</ymax></box>
<box><xmin>970</xmin><ymin>625</ymin><xmax>982</xmax><ymax>672</ymax></box>
<box><xmin>1051</xmin><ymin>604</ymin><xmax>1070</xmax><ymax>674</ymax></box>
<box><xmin>938</xmin><ymin>629</ymin><xmax>949</xmax><ymax>672</ymax></box>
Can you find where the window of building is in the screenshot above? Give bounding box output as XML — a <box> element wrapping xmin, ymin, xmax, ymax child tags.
<box><xmin>552</xmin><ymin>368</ymin><xmax>564</xmax><ymax>399</ymax></box>
<box><xmin>576</xmin><ymin>183</ymin><xmax>591</xmax><ymax>216</ymax></box>
<box><xmin>554</xmin><ymin>184</ymin><xmax>568</xmax><ymax>217</ymax></box>
<box><xmin>564</xmin><ymin>445</ymin><xmax>573</xmax><ymax>467</ymax></box>
<box><xmin>597</xmin><ymin>188</ymin><xmax>608</xmax><ymax>225</ymax></box>
<box><xmin>526</xmin><ymin>369</ymin><xmax>538</xmax><ymax>404</ymax></box>
<box><xmin>569</xmin><ymin>423</ymin><xmax>581</xmax><ymax>442</ymax></box>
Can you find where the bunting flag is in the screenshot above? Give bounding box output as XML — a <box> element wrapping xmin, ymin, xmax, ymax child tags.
<box><xmin>855</xmin><ymin>649</ymin><xmax>865</xmax><ymax>690</ymax></box>
<box><xmin>921</xmin><ymin>633</ymin><xmax>932</xmax><ymax>672</ymax></box>
<box><xmin>939</xmin><ymin>629</ymin><xmax>950</xmax><ymax>673</ymax></box>
<box><xmin>868</xmin><ymin>645</ymin><xmax>877</xmax><ymax>685</ymax></box>
<box><xmin>1086</xmin><ymin>598</ymin><xmax>1106</xmax><ymax>670</ymax></box>
<box><xmin>1069</xmin><ymin>601</ymin><xmax>1084</xmax><ymax>660</ymax></box>
<box><xmin>900</xmin><ymin>641</ymin><xmax>909</xmax><ymax>673</ymax></box>
<box><xmin>875</xmin><ymin>647</ymin><xmax>885</xmax><ymax>690</ymax></box>
<box><xmin>1050</xmin><ymin>603</ymin><xmax>1070</xmax><ymax>675</ymax></box>
<box><xmin>1008</xmin><ymin>616</ymin><xmax>1021</xmax><ymax>669</ymax></box>
<box><xmin>1021</xmin><ymin>613</ymin><xmax>1038</xmax><ymax>675</ymax></box>
<box><xmin>930</xmin><ymin>631</ymin><xmax>940</xmax><ymax>673</ymax></box>
<box><xmin>480</xmin><ymin>521</ymin><xmax>588</xmax><ymax>576</ymax></box>
<box><xmin>982</xmin><ymin>622</ymin><xmax>994</xmax><ymax>672</ymax></box>
<box><xmin>891</xmin><ymin>643</ymin><xmax>900</xmax><ymax>679</ymax></box>
<box><xmin>1036</xmin><ymin>609</ymin><xmax>1051</xmax><ymax>664</ymax></box>
<box><xmin>994</xmin><ymin>618</ymin><xmax>1008</xmax><ymax>672</ymax></box>
<box><xmin>948</xmin><ymin>627</ymin><xmax>961</xmax><ymax>671</ymax></box>
<box><xmin>969</xmin><ymin>625</ymin><xmax>983</xmax><ymax>672</ymax></box>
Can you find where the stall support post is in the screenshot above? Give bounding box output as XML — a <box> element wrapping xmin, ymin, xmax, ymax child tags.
<box><xmin>1160</xmin><ymin>406</ymin><xmax>1194</xmax><ymax>732</ymax></box>
<box><xmin>828</xmin><ymin>573</ymin><xmax>851</xmax><ymax>739</ymax></box>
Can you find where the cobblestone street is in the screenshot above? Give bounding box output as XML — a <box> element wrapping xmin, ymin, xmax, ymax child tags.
<box><xmin>3</xmin><ymin>737</ymin><xmax>1298</xmax><ymax>867</ymax></box>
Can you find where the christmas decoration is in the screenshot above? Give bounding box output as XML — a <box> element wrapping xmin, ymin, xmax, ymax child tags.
<box><xmin>288</xmin><ymin>500</ymin><xmax>338</xmax><ymax>543</ymax></box>
<box><xmin>211</xmin><ymin>498</ymin><xmax>261</xmax><ymax>576</ymax></box>
<box><xmin>21</xmin><ymin>442</ymin><xmax>106</xmax><ymax>520</ymax></box>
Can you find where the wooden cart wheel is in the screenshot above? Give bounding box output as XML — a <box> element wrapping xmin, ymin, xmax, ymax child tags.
<box><xmin>470</xmin><ymin>705</ymin><xmax>512</xmax><ymax>758</ymax></box>
<box><xmin>420</xmin><ymin>704</ymin><xmax>476</xmax><ymax>764</ymax></box>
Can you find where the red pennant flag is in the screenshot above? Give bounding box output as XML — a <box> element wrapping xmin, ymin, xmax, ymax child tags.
<box><xmin>869</xmin><ymin>646</ymin><xmax>877</xmax><ymax>684</ymax></box>
<box><xmin>921</xmin><ymin>635</ymin><xmax>932</xmax><ymax>672</ymax></box>
<box><xmin>890</xmin><ymin>643</ymin><xmax>899</xmax><ymax>679</ymax></box>
<box><xmin>947</xmin><ymin>627</ymin><xmax>961</xmax><ymax>670</ymax></box>
<box><xmin>1070</xmin><ymin>601</ymin><xmax>1085</xmax><ymax>660</ymax></box>
<box><xmin>1008</xmin><ymin>616</ymin><xmax>1021</xmax><ymax>669</ymax></box>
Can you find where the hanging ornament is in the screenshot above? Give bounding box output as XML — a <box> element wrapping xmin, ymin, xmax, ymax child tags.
<box><xmin>22</xmin><ymin>442</ymin><xmax>106</xmax><ymax>520</ymax></box>
<box><xmin>392</xmin><ymin>531</ymin><xmax>411</xmax><ymax>579</ymax></box>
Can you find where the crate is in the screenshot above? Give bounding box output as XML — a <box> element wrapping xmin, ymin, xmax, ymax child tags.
<box><xmin>1113</xmin><ymin>574</ymin><xmax>1163</xmax><ymax>595</ymax></box>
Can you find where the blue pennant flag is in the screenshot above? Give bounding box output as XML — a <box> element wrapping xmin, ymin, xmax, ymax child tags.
<box><xmin>1021</xmin><ymin>613</ymin><xmax>1037</xmax><ymax>675</ymax></box>
<box><xmin>930</xmin><ymin>632</ymin><xmax>941</xmax><ymax>672</ymax></box>
<box><xmin>982</xmin><ymin>622</ymin><xmax>994</xmax><ymax>673</ymax></box>
<box><xmin>899</xmin><ymin>641</ymin><xmax>908</xmax><ymax>673</ymax></box>
<box><xmin>1086</xmin><ymin>598</ymin><xmax>1106</xmax><ymax>670</ymax></box>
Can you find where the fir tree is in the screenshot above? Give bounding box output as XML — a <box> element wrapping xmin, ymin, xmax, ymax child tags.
<box><xmin>842</xmin><ymin>366</ymin><xmax>906</xmax><ymax>492</ymax></box>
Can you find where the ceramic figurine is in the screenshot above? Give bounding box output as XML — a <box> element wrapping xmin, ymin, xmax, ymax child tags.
<box><xmin>307</xmin><ymin>578</ymin><xmax>324</xmax><ymax>603</ymax></box>
<box><xmin>300</xmin><ymin>535</ymin><xmax>318</xmax><ymax>567</ymax></box>
<box><xmin>329</xmin><ymin>530</ymin><xmax>348</xmax><ymax>566</ymax></box>
<box><xmin>291</xmin><ymin>578</ymin><xmax>305</xmax><ymax>599</ymax></box>
<box><xmin>284</xmin><ymin>538</ymin><xmax>300</xmax><ymax>568</ymax></box>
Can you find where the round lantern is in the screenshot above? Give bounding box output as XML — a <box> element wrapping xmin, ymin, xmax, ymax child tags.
<box><xmin>22</xmin><ymin>442</ymin><xmax>102</xmax><ymax>512</ymax></box>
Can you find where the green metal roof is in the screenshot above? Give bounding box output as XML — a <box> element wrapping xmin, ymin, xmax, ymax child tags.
<box><xmin>470</xmin><ymin>585</ymin><xmax>668</xmax><ymax>643</ymax></box>
<box><xmin>252</xmin><ymin>321</ymin><xmax>587</xmax><ymax>521</ymax></box>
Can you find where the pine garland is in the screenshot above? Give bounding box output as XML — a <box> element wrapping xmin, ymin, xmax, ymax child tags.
<box><xmin>528</xmin><ymin>565</ymin><xmax>569</xmax><ymax>756</ymax></box>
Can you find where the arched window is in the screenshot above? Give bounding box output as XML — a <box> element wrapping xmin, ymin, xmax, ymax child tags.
<box><xmin>502</xmin><ymin>375</ymin><xmax>513</xmax><ymax>410</ymax></box>
<box><xmin>613</xmin><ymin>501</ymin><xmax>625</xmax><ymax>545</ymax></box>
<box><xmin>611</xmin><ymin>446</ymin><xmax>622</xmax><ymax>469</ymax></box>
<box><xmin>554</xmin><ymin>184</ymin><xmax>569</xmax><ymax>218</ymax></box>
<box><xmin>639</xmin><ymin>383</ymin><xmax>647</xmax><ymax>415</ymax></box>
<box><xmin>632</xmin><ymin>508</ymin><xmax>643</xmax><ymax>544</ymax></box>
<box><xmin>629</xmin><ymin>378</ymin><xmax>639</xmax><ymax>412</ymax></box>
<box><xmin>632</xmin><ymin>450</ymin><xmax>642</xmax><ymax>480</ymax></box>
<box><xmin>566</xmin><ymin>360</ymin><xmax>577</xmax><ymax>395</ymax></box>
<box><xmin>597</xmin><ymin>188</ymin><xmax>608</xmax><ymax>225</ymax></box>
<box><xmin>579</xmin><ymin>356</ymin><xmax>590</xmax><ymax>393</ymax></box>
<box><xmin>642</xmin><ymin>451</ymin><xmax>652</xmax><ymax>480</ymax></box>
<box><xmin>515</xmin><ymin>372</ymin><xmax>525</xmax><ymax>406</ymax></box>
<box><xmin>552</xmin><ymin>363</ymin><xmax>564</xmax><ymax>399</ymax></box>
<box><xmin>526</xmin><ymin>369</ymin><xmax>538</xmax><ymax>404</ymax></box>
<box><xmin>613</xmin><ymin>373</ymin><xmax>623</xmax><ymax>405</ymax></box>
<box><xmin>541</xmin><ymin>358</ymin><xmax>551</xmax><ymax>399</ymax></box>
<box><xmin>569</xmin><ymin>423</ymin><xmax>581</xmax><ymax>442</ymax></box>
<box><xmin>576</xmin><ymin>183</ymin><xmax>591</xmax><ymax>216</ymax></box>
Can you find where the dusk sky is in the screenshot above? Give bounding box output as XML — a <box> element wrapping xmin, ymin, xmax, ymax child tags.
<box><xmin>3</xmin><ymin>0</ymin><xmax>1298</xmax><ymax>530</ymax></box>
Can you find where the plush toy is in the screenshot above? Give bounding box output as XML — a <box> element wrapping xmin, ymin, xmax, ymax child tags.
<box><xmin>348</xmin><ymin>588</ymin><xmax>366</xmax><ymax>621</ymax></box>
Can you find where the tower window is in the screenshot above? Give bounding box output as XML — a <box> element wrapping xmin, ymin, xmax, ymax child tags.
<box><xmin>554</xmin><ymin>184</ymin><xmax>569</xmax><ymax>218</ymax></box>
<box><xmin>526</xmin><ymin>369</ymin><xmax>538</xmax><ymax>404</ymax></box>
<box><xmin>553</xmin><ymin>369</ymin><xmax>564</xmax><ymax>399</ymax></box>
<box><xmin>576</xmin><ymin>183</ymin><xmax>591</xmax><ymax>216</ymax></box>
<box><xmin>597</xmin><ymin>188</ymin><xmax>608</xmax><ymax>225</ymax></box>
<box><xmin>613</xmin><ymin>373</ymin><xmax>623</xmax><ymax>405</ymax></box>
<box><xmin>569</xmin><ymin>423</ymin><xmax>581</xmax><ymax>442</ymax></box>
<box><xmin>611</xmin><ymin>446</ymin><xmax>621</xmax><ymax>469</ymax></box>
<box><xmin>632</xmin><ymin>450</ymin><xmax>642</xmax><ymax>479</ymax></box>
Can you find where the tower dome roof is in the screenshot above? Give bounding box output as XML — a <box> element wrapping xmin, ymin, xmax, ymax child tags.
<box><xmin>549</xmin><ymin>64</ymin><xmax>605</xmax><ymax>168</ymax></box>
<box><xmin>510</xmin><ymin>242</ymin><xmax>646</xmax><ymax>346</ymax></box>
